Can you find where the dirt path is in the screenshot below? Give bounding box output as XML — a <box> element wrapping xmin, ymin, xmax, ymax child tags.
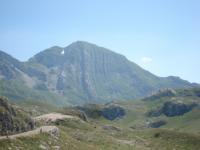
<box><xmin>0</xmin><ymin>113</ymin><xmax>75</xmax><ymax>140</ymax></box>
<box><xmin>0</xmin><ymin>126</ymin><xmax>59</xmax><ymax>140</ymax></box>
<box><xmin>34</xmin><ymin>112</ymin><xmax>77</xmax><ymax>122</ymax></box>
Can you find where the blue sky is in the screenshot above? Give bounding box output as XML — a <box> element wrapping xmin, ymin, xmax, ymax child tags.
<box><xmin>0</xmin><ymin>0</ymin><xmax>200</xmax><ymax>83</ymax></box>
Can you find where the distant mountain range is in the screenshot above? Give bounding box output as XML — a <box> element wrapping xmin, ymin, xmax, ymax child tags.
<box><xmin>0</xmin><ymin>41</ymin><xmax>198</xmax><ymax>105</ymax></box>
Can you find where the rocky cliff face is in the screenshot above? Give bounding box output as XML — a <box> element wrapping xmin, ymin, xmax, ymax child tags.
<box><xmin>27</xmin><ymin>41</ymin><xmax>197</xmax><ymax>104</ymax></box>
<box><xmin>147</xmin><ymin>101</ymin><xmax>198</xmax><ymax>117</ymax></box>
<box><xmin>76</xmin><ymin>104</ymin><xmax>126</xmax><ymax>120</ymax></box>
<box><xmin>143</xmin><ymin>89</ymin><xmax>177</xmax><ymax>101</ymax></box>
<box><xmin>0</xmin><ymin>97</ymin><xmax>35</xmax><ymax>136</ymax></box>
<box><xmin>162</xmin><ymin>101</ymin><xmax>198</xmax><ymax>117</ymax></box>
<box><xmin>101</xmin><ymin>105</ymin><xmax>125</xmax><ymax>120</ymax></box>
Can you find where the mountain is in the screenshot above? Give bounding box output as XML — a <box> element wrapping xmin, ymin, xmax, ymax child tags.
<box><xmin>0</xmin><ymin>41</ymin><xmax>198</xmax><ymax>105</ymax></box>
<box><xmin>0</xmin><ymin>50</ymin><xmax>69</xmax><ymax>105</ymax></box>
<box><xmin>0</xmin><ymin>50</ymin><xmax>25</xmax><ymax>80</ymax></box>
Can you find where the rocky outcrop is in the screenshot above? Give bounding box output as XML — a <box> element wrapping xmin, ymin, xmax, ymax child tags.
<box><xmin>76</xmin><ymin>104</ymin><xmax>102</xmax><ymax>119</ymax></box>
<box><xmin>147</xmin><ymin>109</ymin><xmax>163</xmax><ymax>117</ymax></box>
<box><xmin>0</xmin><ymin>97</ymin><xmax>35</xmax><ymax>136</ymax></box>
<box><xmin>61</xmin><ymin>108</ymin><xmax>88</xmax><ymax>122</ymax></box>
<box><xmin>77</xmin><ymin>104</ymin><xmax>125</xmax><ymax>120</ymax></box>
<box><xmin>162</xmin><ymin>101</ymin><xmax>197</xmax><ymax>117</ymax></box>
<box><xmin>148</xmin><ymin>120</ymin><xmax>167</xmax><ymax>128</ymax></box>
<box><xmin>101</xmin><ymin>105</ymin><xmax>125</xmax><ymax>120</ymax></box>
<box><xmin>143</xmin><ymin>89</ymin><xmax>176</xmax><ymax>101</ymax></box>
<box><xmin>147</xmin><ymin>101</ymin><xmax>198</xmax><ymax>117</ymax></box>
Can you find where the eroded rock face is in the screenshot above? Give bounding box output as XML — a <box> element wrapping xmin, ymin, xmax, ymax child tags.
<box><xmin>147</xmin><ymin>109</ymin><xmax>163</xmax><ymax>117</ymax></box>
<box><xmin>101</xmin><ymin>105</ymin><xmax>125</xmax><ymax>120</ymax></box>
<box><xmin>0</xmin><ymin>97</ymin><xmax>35</xmax><ymax>136</ymax></box>
<box><xmin>143</xmin><ymin>89</ymin><xmax>176</xmax><ymax>101</ymax></box>
<box><xmin>147</xmin><ymin>101</ymin><xmax>198</xmax><ymax>117</ymax></box>
<box><xmin>0</xmin><ymin>42</ymin><xmax>196</xmax><ymax>106</ymax></box>
<box><xmin>77</xmin><ymin>104</ymin><xmax>125</xmax><ymax>120</ymax></box>
<box><xmin>162</xmin><ymin>102</ymin><xmax>197</xmax><ymax>117</ymax></box>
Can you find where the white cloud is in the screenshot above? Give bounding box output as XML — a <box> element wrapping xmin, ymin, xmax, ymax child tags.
<box><xmin>141</xmin><ymin>57</ymin><xmax>153</xmax><ymax>64</ymax></box>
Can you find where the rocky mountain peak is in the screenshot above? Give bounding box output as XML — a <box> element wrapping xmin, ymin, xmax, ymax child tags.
<box><xmin>0</xmin><ymin>41</ymin><xmax>198</xmax><ymax>105</ymax></box>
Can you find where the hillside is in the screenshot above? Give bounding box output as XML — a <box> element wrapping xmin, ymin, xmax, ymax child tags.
<box><xmin>103</xmin><ymin>88</ymin><xmax>200</xmax><ymax>134</ymax></box>
<box><xmin>1</xmin><ymin>90</ymin><xmax>200</xmax><ymax>150</ymax></box>
<box><xmin>0</xmin><ymin>41</ymin><xmax>198</xmax><ymax>105</ymax></box>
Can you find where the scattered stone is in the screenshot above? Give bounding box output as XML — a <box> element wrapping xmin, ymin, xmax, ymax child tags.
<box><xmin>48</xmin><ymin>141</ymin><xmax>52</xmax><ymax>145</ymax></box>
<box><xmin>49</xmin><ymin>127</ymin><xmax>59</xmax><ymax>137</ymax></box>
<box><xmin>39</xmin><ymin>144</ymin><xmax>47</xmax><ymax>150</ymax></box>
<box><xmin>102</xmin><ymin>125</ymin><xmax>121</xmax><ymax>131</ymax></box>
<box><xmin>148</xmin><ymin>120</ymin><xmax>167</xmax><ymax>128</ymax></box>
<box><xmin>52</xmin><ymin>146</ymin><xmax>60</xmax><ymax>150</ymax></box>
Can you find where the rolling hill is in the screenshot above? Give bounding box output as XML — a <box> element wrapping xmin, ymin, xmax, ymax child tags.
<box><xmin>1</xmin><ymin>88</ymin><xmax>200</xmax><ymax>150</ymax></box>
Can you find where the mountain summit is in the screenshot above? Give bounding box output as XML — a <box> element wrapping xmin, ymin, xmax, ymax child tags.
<box><xmin>0</xmin><ymin>41</ymin><xmax>196</xmax><ymax>105</ymax></box>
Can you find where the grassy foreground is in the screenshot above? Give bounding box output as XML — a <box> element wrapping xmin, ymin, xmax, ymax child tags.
<box><xmin>1</xmin><ymin>118</ymin><xmax>200</xmax><ymax>150</ymax></box>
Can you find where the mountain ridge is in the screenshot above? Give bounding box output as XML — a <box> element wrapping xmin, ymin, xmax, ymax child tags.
<box><xmin>0</xmin><ymin>41</ymin><xmax>198</xmax><ymax>105</ymax></box>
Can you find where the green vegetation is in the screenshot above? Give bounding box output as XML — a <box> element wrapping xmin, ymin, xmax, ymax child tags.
<box><xmin>1</xmin><ymin>116</ymin><xmax>200</xmax><ymax>150</ymax></box>
<box><xmin>107</xmin><ymin>88</ymin><xmax>200</xmax><ymax>134</ymax></box>
<box><xmin>0</xmin><ymin>80</ymin><xmax>69</xmax><ymax>106</ymax></box>
<box><xmin>0</xmin><ymin>87</ymin><xmax>200</xmax><ymax>149</ymax></box>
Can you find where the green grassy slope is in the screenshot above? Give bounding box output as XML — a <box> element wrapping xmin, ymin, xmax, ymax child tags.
<box><xmin>1</xmin><ymin>88</ymin><xmax>200</xmax><ymax>150</ymax></box>
<box><xmin>106</xmin><ymin>88</ymin><xmax>200</xmax><ymax>134</ymax></box>
<box><xmin>0</xmin><ymin>80</ymin><xmax>70</xmax><ymax>106</ymax></box>
<box><xmin>1</xmin><ymin>117</ymin><xmax>200</xmax><ymax>150</ymax></box>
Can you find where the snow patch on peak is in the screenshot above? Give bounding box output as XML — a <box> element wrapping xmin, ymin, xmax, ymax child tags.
<box><xmin>61</xmin><ymin>49</ymin><xmax>65</xmax><ymax>55</ymax></box>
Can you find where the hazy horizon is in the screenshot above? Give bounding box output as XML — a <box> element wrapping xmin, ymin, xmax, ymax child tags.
<box><xmin>1</xmin><ymin>0</ymin><xmax>200</xmax><ymax>83</ymax></box>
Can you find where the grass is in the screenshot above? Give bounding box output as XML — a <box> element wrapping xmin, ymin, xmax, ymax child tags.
<box><xmin>163</xmin><ymin>107</ymin><xmax>200</xmax><ymax>133</ymax></box>
<box><xmin>1</xmin><ymin>116</ymin><xmax>200</xmax><ymax>150</ymax></box>
<box><xmin>1</xmin><ymin>88</ymin><xmax>200</xmax><ymax>149</ymax></box>
<box><xmin>0</xmin><ymin>119</ymin><xmax>143</xmax><ymax>150</ymax></box>
<box><xmin>142</xmin><ymin>129</ymin><xmax>200</xmax><ymax>150</ymax></box>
